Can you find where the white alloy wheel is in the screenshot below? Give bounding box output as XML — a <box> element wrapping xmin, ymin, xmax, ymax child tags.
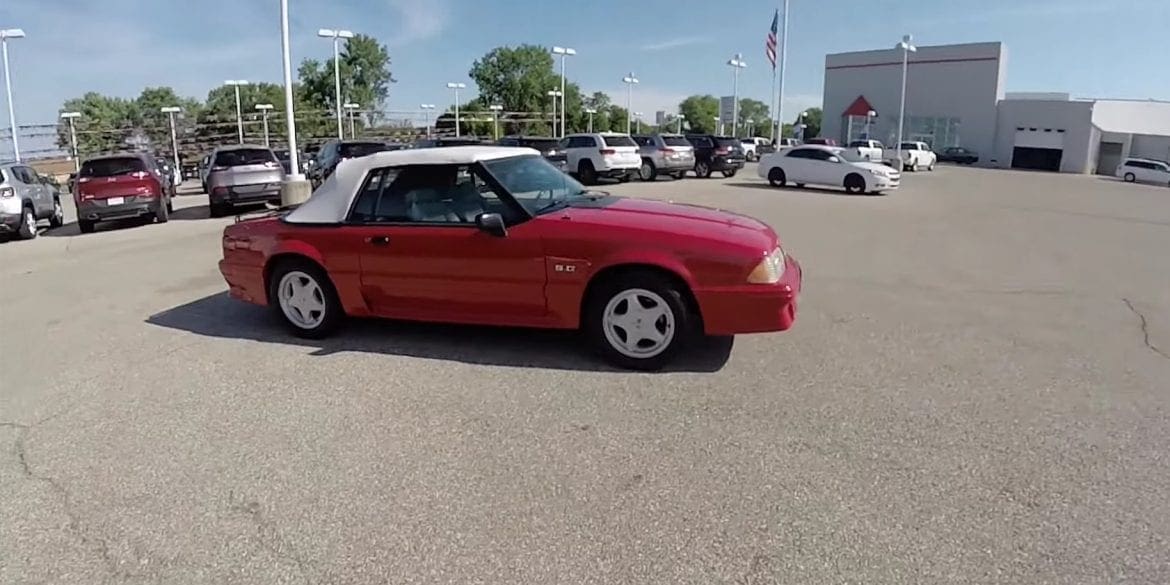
<box><xmin>277</xmin><ymin>270</ymin><xmax>327</xmax><ymax>330</ymax></box>
<box><xmin>24</xmin><ymin>209</ymin><xmax>37</xmax><ymax>235</ymax></box>
<box><xmin>602</xmin><ymin>288</ymin><xmax>677</xmax><ymax>359</ymax></box>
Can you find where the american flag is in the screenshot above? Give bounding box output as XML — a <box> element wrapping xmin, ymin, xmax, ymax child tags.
<box><xmin>765</xmin><ymin>9</ymin><xmax>779</xmax><ymax>69</ymax></box>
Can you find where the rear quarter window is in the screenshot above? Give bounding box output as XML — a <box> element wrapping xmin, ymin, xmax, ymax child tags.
<box><xmin>602</xmin><ymin>135</ymin><xmax>637</xmax><ymax>147</ymax></box>
<box><xmin>80</xmin><ymin>157</ymin><xmax>148</xmax><ymax>177</ymax></box>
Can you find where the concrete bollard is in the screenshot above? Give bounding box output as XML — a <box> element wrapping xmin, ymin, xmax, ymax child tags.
<box><xmin>280</xmin><ymin>176</ymin><xmax>312</xmax><ymax>207</ymax></box>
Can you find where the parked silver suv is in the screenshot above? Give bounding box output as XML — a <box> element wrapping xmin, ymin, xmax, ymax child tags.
<box><xmin>631</xmin><ymin>134</ymin><xmax>695</xmax><ymax>181</ymax></box>
<box><xmin>1</xmin><ymin>161</ymin><xmax>64</xmax><ymax>240</ymax></box>
<box><xmin>206</xmin><ymin>145</ymin><xmax>284</xmax><ymax>217</ymax></box>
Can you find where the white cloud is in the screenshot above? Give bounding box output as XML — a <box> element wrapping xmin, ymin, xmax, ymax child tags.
<box><xmin>384</xmin><ymin>0</ymin><xmax>450</xmax><ymax>45</ymax></box>
<box><xmin>640</xmin><ymin>36</ymin><xmax>710</xmax><ymax>52</ymax></box>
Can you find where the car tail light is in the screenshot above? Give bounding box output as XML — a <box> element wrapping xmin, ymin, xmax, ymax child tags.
<box><xmin>659</xmin><ymin>148</ymin><xmax>675</xmax><ymax>154</ymax></box>
<box><xmin>599</xmin><ymin>148</ymin><xmax>616</xmax><ymax>156</ymax></box>
<box><xmin>0</xmin><ymin>186</ymin><xmax>13</xmax><ymax>198</ymax></box>
<box><xmin>715</xmin><ymin>147</ymin><xmax>730</xmax><ymax>155</ymax></box>
<box><xmin>130</xmin><ymin>171</ymin><xmax>149</xmax><ymax>179</ymax></box>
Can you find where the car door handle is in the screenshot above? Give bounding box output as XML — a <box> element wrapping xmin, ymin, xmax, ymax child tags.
<box><xmin>365</xmin><ymin>235</ymin><xmax>391</xmax><ymax>246</ymax></box>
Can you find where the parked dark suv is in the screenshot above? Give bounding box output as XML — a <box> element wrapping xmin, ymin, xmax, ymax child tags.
<box><xmin>309</xmin><ymin>140</ymin><xmax>393</xmax><ymax>188</ymax></box>
<box><xmin>74</xmin><ymin>153</ymin><xmax>173</xmax><ymax>233</ymax></box>
<box><xmin>497</xmin><ymin>136</ymin><xmax>567</xmax><ymax>171</ymax></box>
<box><xmin>685</xmin><ymin>134</ymin><xmax>746</xmax><ymax>178</ymax></box>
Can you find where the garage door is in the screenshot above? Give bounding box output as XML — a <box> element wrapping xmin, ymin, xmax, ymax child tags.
<box><xmin>1096</xmin><ymin>142</ymin><xmax>1123</xmax><ymax>175</ymax></box>
<box><xmin>1012</xmin><ymin>147</ymin><xmax>1063</xmax><ymax>171</ymax></box>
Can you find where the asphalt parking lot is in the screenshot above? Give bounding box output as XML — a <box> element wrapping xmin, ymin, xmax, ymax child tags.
<box><xmin>2</xmin><ymin>165</ymin><xmax>1168</xmax><ymax>584</ymax></box>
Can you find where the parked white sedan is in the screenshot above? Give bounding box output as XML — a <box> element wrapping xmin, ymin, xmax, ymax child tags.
<box><xmin>757</xmin><ymin>145</ymin><xmax>901</xmax><ymax>195</ymax></box>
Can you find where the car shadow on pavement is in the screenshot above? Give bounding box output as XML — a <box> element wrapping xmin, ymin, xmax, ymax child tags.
<box><xmin>43</xmin><ymin>218</ymin><xmax>150</xmax><ymax>237</ymax></box>
<box><xmin>146</xmin><ymin>292</ymin><xmax>734</xmax><ymax>373</ymax></box>
<box><xmin>171</xmin><ymin>205</ymin><xmax>211</xmax><ymax>220</ymax></box>
<box><xmin>724</xmin><ymin>181</ymin><xmax>876</xmax><ymax>196</ymax></box>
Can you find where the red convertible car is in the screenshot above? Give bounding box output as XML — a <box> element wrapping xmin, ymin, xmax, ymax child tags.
<box><xmin>219</xmin><ymin>146</ymin><xmax>801</xmax><ymax>370</ymax></box>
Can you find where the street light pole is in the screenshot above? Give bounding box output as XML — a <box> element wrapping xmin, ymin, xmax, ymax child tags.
<box><xmin>343</xmin><ymin>103</ymin><xmax>359</xmax><ymax>138</ymax></box>
<box><xmin>446</xmin><ymin>82</ymin><xmax>466</xmax><ymax>137</ymax></box>
<box><xmin>547</xmin><ymin>90</ymin><xmax>562</xmax><ymax>137</ymax></box>
<box><xmin>584</xmin><ymin>108</ymin><xmax>596</xmax><ymax>133</ymax></box>
<box><xmin>279</xmin><ymin>0</ymin><xmax>309</xmax><ymax>205</ymax></box>
<box><xmin>713</xmin><ymin>116</ymin><xmax>721</xmax><ymax>135</ymax></box>
<box><xmin>254</xmin><ymin>104</ymin><xmax>274</xmax><ymax>146</ymax></box>
<box><xmin>489</xmin><ymin>104</ymin><xmax>503</xmax><ymax>140</ymax></box>
<box><xmin>60</xmin><ymin>112</ymin><xmax>81</xmax><ymax>171</ymax></box>
<box><xmin>865</xmin><ymin>109</ymin><xmax>876</xmax><ymax>140</ymax></box>
<box><xmin>896</xmin><ymin>34</ymin><xmax>916</xmax><ymax>170</ymax></box>
<box><xmin>726</xmin><ymin>53</ymin><xmax>746</xmax><ymax>136</ymax></box>
<box><xmin>634</xmin><ymin>112</ymin><xmax>642</xmax><ymax>134</ymax></box>
<box><xmin>318</xmin><ymin>28</ymin><xmax>355</xmax><ymax>140</ymax></box>
<box><xmin>551</xmin><ymin>46</ymin><xmax>576</xmax><ymax>138</ymax></box>
<box><xmin>420</xmin><ymin>104</ymin><xmax>435</xmax><ymax>137</ymax></box>
<box><xmin>1</xmin><ymin>28</ymin><xmax>26</xmax><ymax>161</ymax></box>
<box><xmin>224</xmin><ymin>80</ymin><xmax>249</xmax><ymax>143</ymax></box>
<box><xmin>160</xmin><ymin>107</ymin><xmax>181</xmax><ymax>172</ymax></box>
<box><xmin>676</xmin><ymin>114</ymin><xmax>685</xmax><ymax>134</ymax></box>
<box><xmin>621</xmin><ymin>73</ymin><xmax>639</xmax><ymax>134</ymax></box>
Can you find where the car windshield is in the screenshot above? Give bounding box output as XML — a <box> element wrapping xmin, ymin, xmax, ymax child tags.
<box><xmin>215</xmin><ymin>148</ymin><xmax>277</xmax><ymax>167</ymax></box>
<box><xmin>602</xmin><ymin>135</ymin><xmax>636</xmax><ymax>147</ymax></box>
<box><xmin>80</xmin><ymin>157</ymin><xmax>147</xmax><ymax>177</ymax></box>
<box><xmin>481</xmin><ymin>155</ymin><xmax>591</xmax><ymax>215</ymax></box>
<box><xmin>715</xmin><ymin>137</ymin><xmax>741</xmax><ymax>147</ymax></box>
<box><xmin>339</xmin><ymin>142</ymin><xmax>389</xmax><ymax>158</ymax></box>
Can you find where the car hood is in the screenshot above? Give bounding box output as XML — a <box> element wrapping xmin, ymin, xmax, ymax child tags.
<box><xmin>558</xmin><ymin>196</ymin><xmax>777</xmax><ymax>250</ymax></box>
<box><xmin>850</xmin><ymin>161</ymin><xmax>895</xmax><ymax>174</ymax></box>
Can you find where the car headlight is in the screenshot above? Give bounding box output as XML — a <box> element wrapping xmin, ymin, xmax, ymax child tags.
<box><xmin>747</xmin><ymin>247</ymin><xmax>786</xmax><ymax>284</ymax></box>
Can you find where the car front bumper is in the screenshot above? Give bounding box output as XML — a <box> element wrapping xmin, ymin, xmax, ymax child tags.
<box><xmin>695</xmin><ymin>255</ymin><xmax>802</xmax><ymax>335</ymax></box>
<box><xmin>869</xmin><ymin>174</ymin><xmax>901</xmax><ymax>190</ymax></box>
<box><xmin>0</xmin><ymin>211</ymin><xmax>22</xmax><ymax>233</ymax></box>
<box><xmin>77</xmin><ymin>197</ymin><xmax>159</xmax><ymax>222</ymax></box>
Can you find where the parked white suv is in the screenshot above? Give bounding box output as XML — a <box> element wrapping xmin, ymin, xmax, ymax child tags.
<box><xmin>758</xmin><ymin>145</ymin><xmax>900</xmax><ymax>195</ymax></box>
<box><xmin>561</xmin><ymin>133</ymin><xmax>641</xmax><ymax>184</ymax></box>
<box><xmin>884</xmin><ymin>141</ymin><xmax>937</xmax><ymax>171</ymax></box>
<box><xmin>1116</xmin><ymin>158</ymin><xmax>1170</xmax><ymax>186</ymax></box>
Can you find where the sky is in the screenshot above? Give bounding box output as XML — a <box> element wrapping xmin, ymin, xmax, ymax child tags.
<box><xmin>1</xmin><ymin>0</ymin><xmax>1168</xmax><ymax>154</ymax></box>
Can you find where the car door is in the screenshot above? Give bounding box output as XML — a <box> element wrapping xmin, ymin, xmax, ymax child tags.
<box><xmin>1156</xmin><ymin>162</ymin><xmax>1170</xmax><ymax>184</ymax></box>
<box><xmin>804</xmin><ymin>149</ymin><xmax>841</xmax><ymax>185</ymax></box>
<box><xmin>15</xmin><ymin>166</ymin><xmax>48</xmax><ymax>215</ymax></box>
<box><xmin>781</xmin><ymin>148</ymin><xmax>814</xmax><ymax>183</ymax></box>
<box><xmin>348</xmin><ymin>163</ymin><xmax>549</xmax><ymax>325</ymax></box>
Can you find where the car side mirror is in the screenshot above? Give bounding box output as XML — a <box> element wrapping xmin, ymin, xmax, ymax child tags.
<box><xmin>476</xmin><ymin>212</ymin><xmax>507</xmax><ymax>237</ymax></box>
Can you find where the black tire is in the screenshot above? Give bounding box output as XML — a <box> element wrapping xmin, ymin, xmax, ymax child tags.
<box><xmin>166</xmin><ymin>197</ymin><xmax>174</xmax><ymax>214</ymax></box>
<box><xmin>17</xmin><ymin>206</ymin><xmax>37</xmax><ymax>240</ymax></box>
<box><xmin>578</xmin><ymin>161</ymin><xmax>598</xmax><ymax>185</ymax></box>
<box><xmin>48</xmin><ymin>198</ymin><xmax>64</xmax><ymax>228</ymax></box>
<box><xmin>909</xmin><ymin>160</ymin><xmax>918</xmax><ymax>172</ymax></box>
<box><xmin>767</xmin><ymin>167</ymin><xmax>786</xmax><ymax>187</ymax></box>
<box><xmin>154</xmin><ymin>199</ymin><xmax>170</xmax><ymax>223</ymax></box>
<box><xmin>795</xmin><ymin>183</ymin><xmax>806</xmax><ymax>188</ymax></box>
<box><xmin>1124</xmin><ymin>172</ymin><xmax>1136</xmax><ymax>182</ymax></box>
<box><xmin>694</xmin><ymin>160</ymin><xmax>711</xmax><ymax>178</ymax></box>
<box><xmin>267</xmin><ymin>258</ymin><xmax>344</xmax><ymax>339</ymax></box>
<box><xmin>584</xmin><ymin>270</ymin><xmax>692</xmax><ymax>371</ymax></box>
<box><xmin>638</xmin><ymin>159</ymin><xmax>657</xmax><ymax>182</ymax></box>
<box><xmin>844</xmin><ymin>173</ymin><xmax>866</xmax><ymax>194</ymax></box>
<box><xmin>721</xmin><ymin>169</ymin><xmax>737</xmax><ymax>178</ymax></box>
<box><xmin>209</xmin><ymin>201</ymin><xmax>230</xmax><ymax>217</ymax></box>
<box><xmin>672</xmin><ymin>172</ymin><xmax>686</xmax><ymax>180</ymax></box>
<box><xmin>79</xmin><ymin>219</ymin><xmax>96</xmax><ymax>234</ymax></box>
<box><xmin>617</xmin><ymin>173</ymin><xmax>631</xmax><ymax>183</ymax></box>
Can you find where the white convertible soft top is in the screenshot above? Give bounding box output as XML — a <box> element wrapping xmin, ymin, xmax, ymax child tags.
<box><xmin>284</xmin><ymin>146</ymin><xmax>539</xmax><ymax>224</ymax></box>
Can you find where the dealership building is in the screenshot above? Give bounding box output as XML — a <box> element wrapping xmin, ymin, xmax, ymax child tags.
<box><xmin>821</xmin><ymin>41</ymin><xmax>1170</xmax><ymax>173</ymax></box>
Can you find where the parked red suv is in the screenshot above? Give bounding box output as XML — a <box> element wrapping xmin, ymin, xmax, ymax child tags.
<box><xmin>75</xmin><ymin>153</ymin><xmax>172</xmax><ymax>233</ymax></box>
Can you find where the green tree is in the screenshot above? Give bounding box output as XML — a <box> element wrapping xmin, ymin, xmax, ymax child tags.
<box><xmin>298</xmin><ymin>34</ymin><xmax>395</xmax><ymax>135</ymax></box>
<box><xmin>736</xmin><ymin>98</ymin><xmax>772</xmax><ymax>137</ymax></box>
<box><xmin>795</xmin><ymin>107</ymin><xmax>822</xmax><ymax>139</ymax></box>
<box><xmin>469</xmin><ymin>44</ymin><xmax>559</xmax><ymax>115</ymax></box>
<box><xmin>678</xmin><ymin>95</ymin><xmax>720</xmax><ymax>133</ymax></box>
<box><xmin>133</xmin><ymin>87</ymin><xmax>202</xmax><ymax>158</ymax></box>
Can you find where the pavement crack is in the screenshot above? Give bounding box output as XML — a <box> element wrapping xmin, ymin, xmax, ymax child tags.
<box><xmin>1122</xmin><ymin>298</ymin><xmax>1170</xmax><ymax>360</ymax></box>
<box><xmin>228</xmin><ymin>491</ymin><xmax>311</xmax><ymax>582</ymax></box>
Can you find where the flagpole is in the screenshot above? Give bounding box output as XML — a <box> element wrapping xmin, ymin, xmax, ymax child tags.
<box><xmin>775</xmin><ymin>0</ymin><xmax>790</xmax><ymax>141</ymax></box>
<box><xmin>769</xmin><ymin>48</ymin><xmax>777</xmax><ymax>140</ymax></box>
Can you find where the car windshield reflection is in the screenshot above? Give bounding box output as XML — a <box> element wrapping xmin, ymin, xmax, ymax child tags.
<box><xmin>482</xmin><ymin>155</ymin><xmax>590</xmax><ymax>215</ymax></box>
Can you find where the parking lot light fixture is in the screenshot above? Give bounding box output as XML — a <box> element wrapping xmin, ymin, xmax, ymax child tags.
<box><xmin>865</xmin><ymin>109</ymin><xmax>876</xmax><ymax>140</ymax></box>
<box><xmin>488</xmin><ymin>104</ymin><xmax>503</xmax><ymax>140</ymax></box>
<box><xmin>60</xmin><ymin>111</ymin><xmax>81</xmax><ymax>171</ymax></box>
<box><xmin>551</xmin><ymin>46</ymin><xmax>576</xmax><ymax>138</ymax></box>
<box><xmin>676</xmin><ymin>113</ymin><xmax>685</xmax><ymax>134</ymax></box>
<box><xmin>547</xmin><ymin>90</ymin><xmax>562</xmax><ymax>137</ymax></box>
<box><xmin>726</xmin><ymin>53</ymin><xmax>746</xmax><ymax>136</ymax></box>
<box><xmin>2</xmin><ymin>28</ymin><xmax>27</xmax><ymax>161</ymax></box>
<box><xmin>634</xmin><ymin>112</ymin><xmax>643</xmax><ymax>134</ymax></box>
<box><xmin>343</xmin><ymin>102</ymin><xmax>360</xmax><ymax>138</ymax></box>
<box><xmin>318</xmin><ymin>28</ymin><xmax>355</xmax><ymax>140</ymax></box>
<box><xmin>621</xmin><ymin>73</ymin><xmax>639</xmax><ymax>134</ymax></box>
<box><xmin>254</xmin><ymin>104</ymin><xmax>274</xmax><ymax>147</ymax></box>
<box><xmin>160</xmin><ymin>107</ymin><xmax>182</xmax><ymax>171</ymax></box>
<box><xmin>420</xmin><ymin>104</ymin><xmax>436</xmax><ymax>138</ymax></box>
<box><xmin>279</xmin><ymin>0</ymin><xmax>308</xmax><ymax>198</ymax></box>
<box><xmin>584</xmin><ymin>108</ymin><xmax>597</xmax><ymax>133</ymax></box>
<box><xmin>713</xmin><ymin>116</ymin><xmax>721</xmax><ymax>135</ymax></box>
<box><xmin>446</xmin><ymin>82</ymin><xmax>467</xmax><ymax>136</ymax></box>
<box><xmin>223</xmin><ymin>80</ymin><xmax>249</xmax><ymax>143</ymax></box>
<box><xmin>895</xmin><ymin>34</ymin><xmax>916</xmax><ymax>169</ymax></box>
